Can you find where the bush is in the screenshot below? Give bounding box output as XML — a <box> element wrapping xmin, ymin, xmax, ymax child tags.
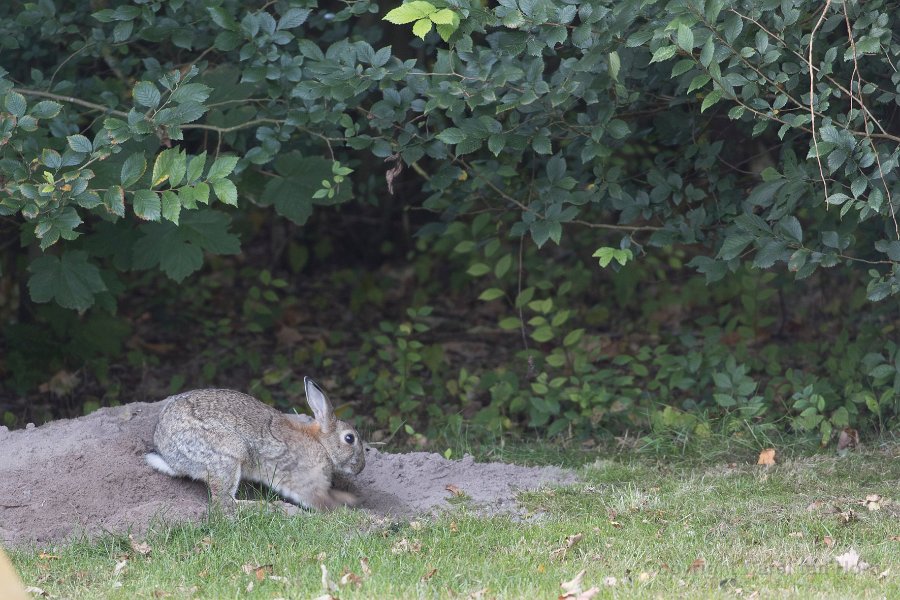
<box><xmin>1</xmin><ymin>0</ymin><xmax>898</xmax><ymax>438</ymax></box>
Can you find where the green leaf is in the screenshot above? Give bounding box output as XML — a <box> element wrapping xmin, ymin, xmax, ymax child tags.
<box><xmin>429</xmin><ymin>9</ymin><xmax>456</xmax><ymax>25</ymax></box>
<box><xmin>277</xmin><ymin>8</ymin><xmax>311</xmax><ymax>30</ymax></box>
<box><xmin>384</xmin><ymin>1</ymin><xmax>436</xmax><ymax>25</ymax></box>
<box><xmin>531</xmin><ymin>326</ymin><xmax>554</xmax><ymax>342</ymax></box>
<box><xmin>186</xmin><ymin>152</ymin><xmax>207</xmax><ymax>183</ymax></box>
<box><xmin>206</xmin><ymin>155</ymin><xmax>239</xmax><ymax>180</ymax></box>
<box><xmin>29</xmin><ymin>100</ymin><xmax>62</xmax><ymax>119</ymax></box>
<box><xmin>687</xmin><ymin>74</ymin><xmax>711</xmax><ymax>93</ymax></box>
<box><xmin>132</xmin><ymin>189</ymin><xmax>161</xmax><ymax>220</ymax></box>
<box><xmin>121</xmin><ymin>153</ymin><xmax>147</xmax><ymax>187</ymax></box>
<box><xmin>170</xmin><ymin>83</ymin><xmax>212</xmax><ymax>105</ymax></box>
<box><xmin>467</xmin><ymin>263</ymin><xmax>490</xmax><ymax>276</ymax></box>
<box><xmin>27</xmin><ymin>251</ymin><xmax>107</xmax><ymax>310</ymax></box>
<box><xmin>133</xmin><ymin>81</ymin><xmax>161</xmax><ymax>109</ymax></box>
<box><xmin>436</xmin><ymin>128</ymin><xmax>466</xmax><ymax>145</ymax></box>
<box><xmin>498</xmin><ymin>317</ymin><xmax>522</xmax><ymax>330</ymax></box>
<box><xmin>701</xmin><ymin>89</ymin><xmax>723</xmax><ymax>112</ymax></box>
<box><xmin>563</xmin><ymin>328</ymin><xmax>584</xmax><ymax>347</ymax></box>
<box><xmin>676</xmin><ymin>24</ymin><xmax>694</xmax><ymax>51</ymax></box>
<box><xmin>161</xmin><ymin>190</ymin><xmax>181</xmax><ymax>224</ymax></box>
<box><xmin>717</xmin><ymin>232</ymin><xmax>755</xmax><ymax>260</ymax></box>
<box><xmin>212</xmin><ymin>178</ymin><xmax>238</xmax><ymax>206</ymax></box>
<box><xmin>495</xmin><ymin>253</ymin><xmax>513</xmax><ymax>278</ymax></box>
<box><xmin>103</xmin><ymin>186</ymin><xmax>125</xmax><ymax>217</ymax></box>
<box><xmin>152</xmin><ymin>148</ymin><xmax>187</xmax><ymax>188</ymax></box>
<box><xmin>67</xmin><ymin>134</ymin><xmax>92</xmax><ymax>153</ymax></box>
<box><xmin>4</xmin><ymin>91</ymin><xmax>26</xmax><ymax>117</ymax></box>
<box><xmin>412</xmin><ymin>18</ymin><xmax>433</xmax><ymax>40</ymax></box>
<box><xmin>649</xmin><ymin>45</ymin><xmax>678</xmax><ymax>64</ymax></box>
<box><xmin>479</xmin><ymin>288</ymin><xmax>504</xmax><ymax>301</ymax></box>
<box><xmin>608</xmin><ymin>51</ymin><xmax>620</xmax><ymax>80</ymax></box>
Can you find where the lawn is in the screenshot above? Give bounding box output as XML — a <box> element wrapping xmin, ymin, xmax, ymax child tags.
<box><xmin>10</xmin><ymin>443</ymin><xmax>899</xmax><ymax>599</ymax></box>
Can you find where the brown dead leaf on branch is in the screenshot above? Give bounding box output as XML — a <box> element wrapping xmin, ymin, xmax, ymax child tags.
<box><xmin>550</xmin><ymin>533</ymin><xmax>584</xmax><ymax>560</ymax></box>
<box><xmin>756</xmin><ymin>448</ymin><xmax>776</xmax><ymax>466</ymax></box>
<box><xmin>559</xmin><ymin>569</ymin><xmax>600</xmax><ymax>600</ymax></box>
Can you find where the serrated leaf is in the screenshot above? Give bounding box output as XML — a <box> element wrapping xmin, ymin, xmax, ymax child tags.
<box><xmin>649</xmin><ymin>45</ymin><xmax>677</xmax><ymax>64</ymax></box>
<box><xmin>29</xmin><ymin>100</ymin><xmax>62</xmax><ymax>119</ymax></box>
<box><xmin>412</xmin><ymin>18</ymin><xmax>432</xmax><ymax>39</ymax></box>
<box><xmin>104</xmin><ymin>186</ymin><xmax>125</xmax><ymax>217</ymax></box>
<box><xmin>132</xmin><ymin>189</ymin><xmax>161</xmax><ymax>220</ymax></box>
<box><xmin>152</xmin><ymin>148</ymin><xmax>186</xmax><ymax>188</ymax></box>
<box><xmin>429</xmin><ymin>8</ymin><xmax>456</xmax><ymax>25</ymax></box>
<box><xmin>436</xmin><ymin>128</ymin><xmax>466</xmax><ymax>145</ymax></box>
<box><xmin>701</xmin><ymin>89</ymin><xmax>723</xmax><ymax>112</ymax></box>
<box><xmin>161</xmin><ymin>190</ymin><xmax>181</xmax><ymax>224</ymax></box>
<box><xmin>121</xmin><ymin>153</ymin><xmax>147</xmax><ymax>187</ymax></box>
<box><xmin>170</xmin><ymin>83</ymin><xmax>212</xmax><ymax>105</ymax></box>
<box><xmin>384</xmin><ymin>1</ymin><xmax>436</xmax><ymax>25</ymax></box>
<box><xmin>133</xmin><ymin>81</ymin><xmax>161</xmax><ymax>109</ymax></box>
<box><xmin>212</xmin><ymin>178</ymin><xmax>238</xmax><ymax>206</ymax></box>
<box><xmin>717</xmin><ymin>232</ymin><xmax>754</xmax><ymax>260</ymax></box>
<box><xmin>676</xmin><ymin>24</ymin><xmax>694</xmax><ymax>50</ymax></box>
<box><xmin>4</xmin><ymin>91</ymin><xmax>26</xmax><ymax>117</ymax></box>
<box><xmin>67</xmin><ymin>134</ymin><xmax>93</xmax><ymax>153</ymax></box>
<box><xmin>206</xmin><ymin>155</ymin><xmax>239</xmax><ymax>180</ymax></box>
<box><xmin>186</xmin><ymin>152</ymin><xmax>207</xmax><ymax>183</ymax></box>
<box><xmin>27</xmin><ymin>251</ymin><xmax>106</xmax><ymax>310</ymax></box>
<box><xmin>277</xmin><ymin>7</ymin><xmax>311</xmax><ymax>30</ymax></box>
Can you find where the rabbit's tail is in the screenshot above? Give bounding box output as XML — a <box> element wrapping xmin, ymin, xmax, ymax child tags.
<box><xmin>145</xmin><ymin>452</ymin><xmax>177</xmax><ymax>476</ymax></box>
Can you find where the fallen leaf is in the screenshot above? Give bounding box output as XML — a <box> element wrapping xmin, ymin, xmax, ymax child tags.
<box><xmin>316</xmin><ymin>552</ymin><xmax>327</xmax><ymax>562</ymax></box>
<box><xmin>268</xmin><ymin>575</ymin><xmax>289</xmax><ymax>583</ymax></box>
<box><xmin>320</xmin><ymin>564</ymin><xmax>337</xmax><ymax>593</ymax></box>
<box><xmin>421</xmin><ymin>567</ymin><xmax>438</xmax><ymax>581</ymax></box>
<box><xmin>837</xmin><ymin>428</ymin><xmax>859</xmax><ymax>451</ymax></box>
<box><xmin>561</xmin><ymin>569</ymin><xmax>587</xmax><ymax>596</ymax></box>
<box><xmin>837</xmin><ymin>509</ymin><xmax>856</xmax><ymax>524</ymax></box>
<box><xmin>241</xmin><ymin>563</ymin><xmax>273</xmax><ymax>582</ymax></box>
<box><xmin>311</xmin><ymin>596</ymin><xmax>338</xmax><ymax>600</ymax></box>
<box><xmin>340</xmin><ymin>571</ymin><xmax>363</xmax><ymax>587</ymax></box>
<box><xmin>835</xmin><ymin>548</ymin><xmax>869</xmax><ymax>573</ymax></box>
<box><xmin>603</xmin><ymin>576</ymin><xmax>617</xmax><ymax>586</ymax></box>
<box><xmin>550</xmin><ymin>533</ymin><xmax>584</xmax><ymax>560</ymax></box>
<box><xmin>445</xmin><ymin>484</ymin><xmax>464</xmax><ymax>497</ymax></box>
<box><xmin>24</xmin><ymin>587</ymin><xmax>47</xmax><ymax>597</ymax></box>
<box><xmin>468</xmin><ymin>588</ymin><xmax>488</xmax><ymax>599</ymax></box>
<box><xmin>688</xmin><ymin>558</ymin><xmax>706</xmax><ymax>573</ymax></box>
<box><xmin>822</xmin><ymin>536</ymin><xmax>835</xmax><ymax>548</ymax></box>
<box><xmin>113</xmin><ymin>559</ymin><xmax>128</xmax><ymax>576</ymax></box>
<box><xmin>129</xmin><ymin>535</ymin><xmax>152</xmax><ymax>556</ymax></box>
<box><xmin>38</xmin><ymin>552</ymin><xmax>58</xmax><ymax>560</ymax></box>
<box><xmin>806</xmin><ymin>500</ymin><xmax>824</xmax><ymax>512</ymax></box>
<box><xmin>863</xmin><ymin>494</ymin><xmax>882</xmax><ymax>511</ymax></box>
<box><xmin>609</xmin><ymin>521</ymin><xmax>622</xmax><ymax>529</ymax></box>
<box><xmin>756</xmin><ymin>448</ymin><xmax>776</xmax><ymax>466</ymax></box>
<box><xmin>245</xmin><ymin>581</ymin><xmax>254</xmax><ymax>593</ymax></box>
<box><xmin>788</xmin><ymin>532</ymin><xmax>804</xmax><ymax>538</ymax></box>
<box><xmin>638</xmin><ymin>571</ymin><xmax>654</xmax><ymax>582</ymax></box>
<box><xmin>391</xmin><ymin>538</ymin><xmax>422</xmax><ymax>554</ymax></box>
<box><xmin>877</xmin><ymin>568</ymin><xmax>891</xmax><ymax>580</ymax></box>
<box><xmin>449</xmin><ymin>521</ymin><xmax>459</xmax><ymax>533</ymax></box>
<box><xmin>890</xmin><ymin>535</ymin><xmax>900</xmax><ymax>542</ymax></box>
<box><xmin>360</xmin><ymin>557</ymin><xmax>372</xmax><ymax>577</ymax></box>
<box><xmin>410</xmin><ymin>520</ymin><xmax>424</xmax><ymax>530</ymax></box>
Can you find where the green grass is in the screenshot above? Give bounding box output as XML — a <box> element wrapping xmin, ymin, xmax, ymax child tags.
<box><xmin>9</xmin><ymin>445</ymin><xmax>899</xmax><ymax>599</ymax></box>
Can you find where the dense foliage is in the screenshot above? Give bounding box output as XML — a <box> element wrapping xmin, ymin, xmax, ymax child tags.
<box><xmin>1</xmin><ymin>0</ymin><xmax>898</xmax><ymax>442</ymax></box>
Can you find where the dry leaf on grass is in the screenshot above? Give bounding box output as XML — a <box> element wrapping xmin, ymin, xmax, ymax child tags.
<box><xmin>835</xmin><ymin>548</ymin><xmax>869</xmax><ymax>573</ymax></box>
<box><xmin>129</xmin><ymin>535</ymin><xmax>152</xmax><ymax>556</ymax></box>
<box><xmin>38</xmin><ymin>552</ymin><xmax>58</xmax><ymax>560</ymax></box>
<box><xmin>822</xmin><ymin>536</ymin><xmax>835</xmax><ymax>548</ymax></box>
<box><xmin>113</xmin><ymin>559</ymin><xmax>128</xmax><ymax>576</ymax></box>
<box><xmin>24</xmin><ymin>587</ymin><xmax>48</xmax><ymax>597</ymax></box>
<box><xmin>788</xmin><ymin>532</ymin><xmax>804</xmax><ymax>538</ymax></box>
<box><xmin>445</xmin><ymin>484</ymin><xmax>465</xmax><ymax>497</ymax></box>
<box><xmin>360</xmin><ymin>557</ymin><xmax>372</xmax><ymax>577</ymax></box>
<box><xmin>340</xmin><ymin>571</ymin><xmax>363</xmax><ymax>588</ymax></box>
<box><xmin>241</xmin><ymin>564</ymin><xmax>273</xmax><ymax>582</ymax></box>
<box><xmin>890</xmin><ymin>535</ymin><xmax>900</xmax><ymax>542</ymax></box>
<box><xmin>602</xmin><ymin>576</ymin><xmax>617</xmax><ymax>587</ymax></box>
<box><xmin>421</xmin><ymin>567</ymin><xmax>438</xmax><ymax>581</ymax></box>
<box><xmin>756</xmin><ymin>448</ymin><xmax>776</xmax><ymax>466</ymax></box>
<box><xmin>687</xmin><ymin>558</ymin><xmax>706</xmax><ymax>573</ymax></box>
<box><xmin>391</xmin><ymin>538</ymin><xmax>422</xmax><ymax>554</ymax></box>
<box><xmin>311</xmin><ymin>595</ymin><xmax>338</xmax><ymax>600</ymax></box>
<box><xmin>550</xmin><ymin>533</ymin><xmax>584</xmax><ymax>560</ymax></box>
<box><xmin>863</xmin><ymin>494</ymin><xmax>882</xmax><ymax>511</ymax></box>
<box><xmin>559</xmin><ymin>569</ymin><xmax>600</xmax><ymax>599</ymax></box>
<box><xmin>320</xmin><ymin>564</ymin><xmax>338</xmax><ymax>593</ymax></box>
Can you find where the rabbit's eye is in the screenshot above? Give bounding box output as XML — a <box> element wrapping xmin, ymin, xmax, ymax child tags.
<box><xmin>344</xmin><ymin>433</ymin><xmax>355</xmax><ymax>444</ymax></box>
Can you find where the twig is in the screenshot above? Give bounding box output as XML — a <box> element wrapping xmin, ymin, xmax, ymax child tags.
<box><xmin>808</xmin><ymin>0</ymin><xmax>832</xmax><ymax>201</ymax></box>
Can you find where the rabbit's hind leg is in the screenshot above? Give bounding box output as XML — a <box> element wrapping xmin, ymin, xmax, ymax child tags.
<box><xmin>204</xmin><ymin>457</ymin><xmax>243</xmax><ymax>504</ymax></box>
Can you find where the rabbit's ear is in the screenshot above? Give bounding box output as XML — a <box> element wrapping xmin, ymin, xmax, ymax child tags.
<box><xmin>304</xmin><ymin>377</ymin><xmax>334</xmax><ymax>432</ymax></box>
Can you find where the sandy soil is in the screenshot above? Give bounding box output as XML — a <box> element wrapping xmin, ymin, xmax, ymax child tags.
<box><xmin>0</xmin><ymin>401</ymin><xmax>575</xmax><ymax>548</ymax></box>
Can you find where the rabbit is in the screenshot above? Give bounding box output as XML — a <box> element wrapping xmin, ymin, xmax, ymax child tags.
<box><xmin>145</xmin><ymin>377</ymin><xmax>365</xmax><ymax>511</ymax></box>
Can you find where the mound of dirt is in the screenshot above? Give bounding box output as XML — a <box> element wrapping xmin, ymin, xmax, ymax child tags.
<box><xmin>0</xmin><ymin>402</ymin><xmax>575</xmax><ymax>548</ymax></box>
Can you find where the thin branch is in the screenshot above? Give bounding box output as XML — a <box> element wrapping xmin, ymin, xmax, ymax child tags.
<box><xmin>808</xmin><ymin>0</ymin><xmax>832</xmax><ymax>201</ymax></box>
<box><xmin>13</xmin><ymin>88</ymin><xmax>128</xmax><ymax>118</ymax></box>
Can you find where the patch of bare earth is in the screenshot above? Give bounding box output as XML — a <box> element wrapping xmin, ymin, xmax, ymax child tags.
<box><xmin>0</xmin><ymin>402</ymin><xmax>575</xmax><ymax>548</ymax></box>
